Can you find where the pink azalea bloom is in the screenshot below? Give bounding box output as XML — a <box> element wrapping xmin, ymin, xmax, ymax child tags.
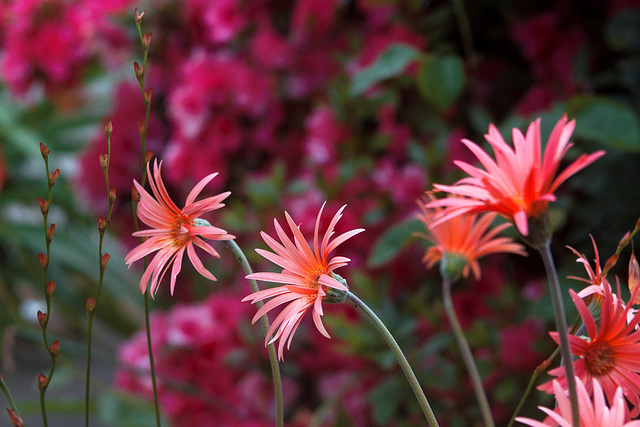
<box><xmin>539</xmin><ymin>283</ymin><xmax>640</xmax><ymax>416</ymax></box>
<box><xmin>242</xmin><ymin>204</ymin><xmax>364</xmax><ymax>360</ymax></box>
<box><xmin>125</xmin><ymin>160</ymin><xmax>234</xmax><ymax>297</ymax></box>
<box><xmin>429</xmin><ymin>116</ymin><xmax>605</xmax><ymax>236</ymax></box>
<box><xmin>518</xmin><ymin>377</ymin><xmax>640</xmax><ymax>426</ymax></box>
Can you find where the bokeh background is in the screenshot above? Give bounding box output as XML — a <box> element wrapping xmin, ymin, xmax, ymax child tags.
<box><xmin>1</xmin><ymin>0</ymin><xmax>640</xmax><ymax>425</ymax></box>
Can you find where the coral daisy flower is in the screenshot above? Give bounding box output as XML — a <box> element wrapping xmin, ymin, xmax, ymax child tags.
<box><xmin>125</xmin><ymin>160</ymin><xmax>234</xmax><ymax>297</ymax></box>
<box><xmin>538</xmin><ymin>282</ymin><xmax>640</xmax><ymax>416</ymax></box>
<box><xmin>429</xmin><ymin>115</ymin><xmax>605</xmax><ymax>237</ymax></box>
<box><xmin>242</xmin><ymin>203</ymin><xmax>364</xmax><ymax>360</ymax></box>
<box><xmin>416</xmin><ymin>196</ymin><xmax>526</xmax><ymax>280</ymax></box>
<box><xmin>518</xmin><ymin>377</ymin><xmax>640</xmax><ymax>427</ymax></box>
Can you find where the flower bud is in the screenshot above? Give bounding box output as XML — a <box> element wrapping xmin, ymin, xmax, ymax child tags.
<box><xmin>144</xmin><ymin>87</ymin><xmax>153</xmax><ymax>104</ymax></box>
<box><xmin>136</xmin><ymin>118</ymin><xmax>145</xmax><ymax>137</ymax></box>
<box><xmin>38</xmin><ymin>374</ymin><xmax>48</xmax><ymax>390</ymax></box>
<box><xmin>49</xmin><ymin>169</ymin><xmax>60</xmax><ymax>186</ymax></box>
<box><xmin>98</xmin><ymin>216</ymin><xmax>107</xmax><ymax>232</ymax></box>
<box><xmin>7</xmin><ymin>408</ymin><xmax>24</xmax><ymax>427</ymax></box>
<box><xmin>86</xmin><ymin>297</ymin><xmax>97</xmax><ymax>315</ymax></box>
<box><xmin>39</xmin><ymin>143</ymin><xmax>50</xmax><ymax>159</ymax></box>
<box><xmin>134</xmin><ymin>8</ymin><xmax>145</xmax><ymax>25</ymax></box>
<box><xmin>131</xmin><ymin>184</ymin><xmax>140</xmax><ymax>204</ymax></box>
<box><xmin>104</xmin><ymin>119</ymin><xmax>113</xmax><ymax>137</ymax></box>
<box><xmin>99</xmin><ymin>153</ymin><xmax>109</xmax><ymax>171</ymax></box>
<box><xmin>109</xmin><ymin>186</ymin><xmax>116</xmax><ymax>203</ymax></box>
<box><xmin>46</xmin><ymin>281</ymin><xmax>56</xmax><ymax>298</ymax></box>
<box><xmin>49</xmin><ymin>340</ymin><xmax>60</xmax><ymax>358</ymax></box>
<box><xmin>144</xmin><ymin>150</ymin><xmax>154</xmax><ymax>164</ymax></box>
<box><xmin>46</xmin><ymin>224</ymin><xmax>55</xmax><ymax>243</ymax></box>
<box><xmin>37</xmin><ymin>311</ymin><xmax>47</xmax><ymax>327</ymax></box>
<box><xmin>37</xmin><ymin>253</ymin><xmax>48</xmax><ymax>271</ymax></box>
<box><xmin>37</xmin><ymin>198</ymin><xmax>49</xmax><ymax>215</ymax></box>
<box><xmin>143</xmin><ymin>32</ymin><xmax>152</xmax><ymax>50</ymax></box>
<box><xmin>101</xmin><ymin>253</ymin><xmax>110</xmax><ymax>270</ymax></box>
<box><xmin>133</xmin><ymin>61</ymin><xmax>144</xmax><ymax>80</ymax></box>
<box><xmin>630</xmin><ymin>251</ymin><xmax>640</xmax><ymax>305</ymax></box>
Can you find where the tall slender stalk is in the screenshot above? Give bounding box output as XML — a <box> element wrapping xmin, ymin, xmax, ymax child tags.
<box><xmin>0</xmin><ymin>373</ymin><xmax>19</xmax><ymax>417</ymax></box>
<box><xmin>346</xmin><ymin>291</ymin><xmax>439</xmax><ymax>427</ymax></box>
<box><xmin>225</xmin><ymin>240</ymin><xmax>283</xmax><ymax>427</ymax></box>
<box><xmin>442</xmin><ymin>278</ymin><xmax>494</xmax><ymax>427</ymax></box>
<box><xmin>538</xmin><ymin>241</ymin><xmax>579</xmax><ymax>427</ymax></box>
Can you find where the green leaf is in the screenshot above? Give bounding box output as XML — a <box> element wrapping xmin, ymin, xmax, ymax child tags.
<box><xmin>367</xmin><ymin>218</ymin><xmax>424</xmax><ymax>268</ymax></box>
<box><xmin>368</xmin><ymin>377</ymin><xmax>401</xmax><ymax>424</ymax></box>
<box><xmin>567</xmin><ymin>95</ymin><xmax>640</xmax><ymax>151</ymax></box>
<box><xmin>349</xmin><ymin>44</ymin><xmax>421</xmax><ymax>96</ymax></box>
<box><xmin>417</xmin><ymin>54</ymin><xmax>465</xmax><ymax>111</ymax></box>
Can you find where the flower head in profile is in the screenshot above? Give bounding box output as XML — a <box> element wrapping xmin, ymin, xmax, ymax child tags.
<box><xmin>539</xmin><ymin>283</ymin><xmax>640</xmax><ymax>416</ymax></box>
<box><xmin>429</xmin><ymin>115</ymin><xmax>605</xmax><ymax>237</ymax></box>
<box><xmin>518</xmin><ymin>377</ymin><xmax>640</xmax><ymax>427</ymax></box>
<box><xmin>242</xmin><ymin>203</ymin><xmax>364</xmax><ymax>360</ymax></box>
<box><xmin>416</xmin><ymin>195</ymin><xmax>526</xmax><ymax>280</ymax></box>
<box><xmin>125</xmin><ymin>160</ymin><xmax>234</xmax><ymax>298</ymax></box>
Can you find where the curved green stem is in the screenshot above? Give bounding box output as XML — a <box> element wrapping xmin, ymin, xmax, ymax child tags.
<box><xmin>0</xmin><ymin>374</ymin><xmax>18</xmax><ymax>413</ymax></box>
<box><xmin>225</xmin><ymin>240</ymin><xmax>283</xmax><ymax>427</ymax></box>
<box><xmin>346</xmin><ymin>291</ymin><xmax>439</xmax><ymax>426</ymax></box>
<box><xmin>442</xmin><ymin>278</ymin><xmax>494</xmax><ymax>427</ymax></box>
<box><xmin>538</xmin><ymin>241</ymin><xmax>579</xmax><ymax>427</ymax></box>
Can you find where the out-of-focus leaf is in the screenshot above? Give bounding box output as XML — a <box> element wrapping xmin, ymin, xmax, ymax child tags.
<box><xmin>417</xmin><ymin>54</ymin><xmax>465</xmax><ymax>111</ymax></box>
<box><xmin>605</xmin><ymin>9</ymin><xmax>640</xmax><ymax>52</ymax></box>
<box><xmin>368</xmin><ymin>377</ymin><xmax>401</xmax><ymax>425</ymax></box>
<box><xmin>350</xmin><ymin>44</ymin><xmax>420</xmax><ymax>96</ymax></box>
<box><xmin>567</xmin><ymin>95</ymin><xmax>640</xmax><ymax>151</ymax></box>
<box><xmin>98</xmin><ymin>391</ymin><xmax>168</xmax><ymax>427</ymax></box>
<box><xmin>368</xmin><ymin>218</ymin><xmax>424</xmax><ymax>268</ymax></box>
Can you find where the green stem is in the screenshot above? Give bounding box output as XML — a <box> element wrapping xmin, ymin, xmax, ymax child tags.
<box><xmin>346</xmin><ymin>292</ymin><xmax>439</xmax><ymax>427</ymax></box>
<box><xmin>225</xmin><ymin>240</ymin><xmax>283</xmax><ymax>427</ymax></box>
<box><xmin>442</xmin><ymin>278</ymin><xmax>494</xmax><ymax>427</ymax></box>
<box><xmin>144</xmin><ymin>291</ymin><xmax>162</xmax><ymax>427</ymax></box>
<box><xmin>538</xmin><ymin>241</ymin><xmax>579</xmax><ymax>427</ymax></box>
<box><xmin>450</xmin><ymin>0</ymin><xmax>477</xmax><ymax>69</ymax></box>
<box><xmin>85</xmin><ymin>314</ymin><xmax>94</xmax><ymax>427</ymax></box>
<box><xmin>0</xmin><ymin>375</ymin><xmax>18</xmax><ymax>413</ymax></box>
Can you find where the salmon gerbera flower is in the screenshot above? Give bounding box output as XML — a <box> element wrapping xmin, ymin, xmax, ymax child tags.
<box><xmin>429</xmin><ymin>115</ymin><xmax>605</xmax><ymax>237</ymax></box>
<box><xmin>416</xmin><ymin>195</ymin><xmax>526</xmax><ymax>280</ymax></box>
<box><xmin>125</xmin><ymin>160</ymin><xmax>234</xmax><ymax>297</ymax></box>
<box><xmin>242</xmin><ymin>204</ymin><xmax>364</xmax><ymax>360</ymax></box>
<box><xmin>518</xmin><ymin>377</ymin><xmax>640</xmax><ymax>427</ymax></box>
<box><xmin>539</xmin><ymin>282</ymin><xmax>640</xmax><ymax>416</ymax></box>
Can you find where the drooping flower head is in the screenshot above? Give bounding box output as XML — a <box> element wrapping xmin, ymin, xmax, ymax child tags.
<box><xmin>518</xmin><ymin>377</ymin><xmax>640</xmax><ymax>427</ymax></box>
<box><xmin>539</xmin><ymin>282</ymin><xmax>640</xmax><ymax>416</ymax></box>
<box><xmin>416</xmin><ymin>195</ymin><xmax>526</xmax><ymax>280</ymax></box>
<box><xmin>429</xmin><ymin>115</ymin><xmax>605</xmax><ymax>237</ymax></box>
<box><xmin>125</xmin><ymin>160</ymin><xmax>234</xmax><ymax>297</ymax></box>
<box><xmin>242</xmin><ymin>203</ymin><xmax>364</xmax><ymax>360</ymax></box>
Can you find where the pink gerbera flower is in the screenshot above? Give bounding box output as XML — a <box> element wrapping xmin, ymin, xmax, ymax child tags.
<box><xmin>539</xmin><ymin>283</ymin><xmax>640</xmax><ymax>416</ymax></box>
<box><xmin>242</xmin><ymin>204</ymin><xmax>364</xmax><ymax>360</ymax></box>
<box><xmin>518</xmin><ymin>377</ymin><xmax>640</xmax><ymax>426</ymax></box>
<box><xmin>416</xmin><ymin>195</ymin><xmax>526</xmax><ymax>280</ymax></box>
<box><xmin>429</xmin><ymin>115</ymin><xmax>605</xmax><ymax>236</ymax></box>
<box><xmin>125</xmin><ymin>160</ymin><xmax>234</xmax><ymax>297</ymax></box>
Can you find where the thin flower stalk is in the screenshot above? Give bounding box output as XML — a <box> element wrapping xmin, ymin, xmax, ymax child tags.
<box><xmin>225</xmin><ymin>240</ymin><xmax>283</xmax><ymax>427</ymax></box>
<box><xmin>1</xmin><ymin>373</ymin><xmax>21</xmax><ymax>425</ymax></box>
<box><xmin>347</xmin><ymin>291</ymin><xmax>439</xmax><ymax>427</ymax></box>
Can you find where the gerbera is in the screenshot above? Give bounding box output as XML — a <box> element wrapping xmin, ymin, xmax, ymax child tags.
<box><xmin>416</xmin><ymin>196</ymin><xmax>526</xmax><ymax>280</ymax></box>
<box><xmin>518</xmin><ymin>377</ymin><xmax>640</xmax><ymax>427</ymax></box>
<box><xmin>539</xmin><ymin>283</ymin><xmax>640</xmax><ymax>416</ymax></box>
<box><xmin>429</xmin><ymin>115</ymin><xmax>605</xmax><ymax>236</ymax></box>
<box><xmin>125</xmin><ymin>160</ymin><xmax>234</xmax><ymax>297</ymax></box>
<box><xmin>242</xmin><ymin>203</ymin><xmax>364</xmax><ymax>360</ymax></box>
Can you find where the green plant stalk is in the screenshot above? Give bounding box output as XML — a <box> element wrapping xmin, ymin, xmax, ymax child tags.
<box><xmin>225</xmin><ymin>240</ymin><xmax>283</xmax><ymax>427</ymax></box>
<box><xmin>0</xmin><ymin>375</ymin><xmax>18</xmax><ymax>413</ymax></box>
<box><xmin>144</xmin><ymin>291</ymin><xmax>162</xmax><ymax>426</ymax></box>
<box><xmin>346</xmin><ymin>291</ymin><xmax>439</xmax><ymax>426</ymax></box>
<box><xmin>539</xmin><ymin>241</ymin><xmax>579</xmax><ymax>427</ymax></box>
<box><xmin>442</xmin><ymin>278</ymin><xmax>494</xmax><ymax>427</ymax></box>
<box><xmin>450</xmin><ymin>0</ymin><xmax>477</xmax><ymax>68</ymax></box>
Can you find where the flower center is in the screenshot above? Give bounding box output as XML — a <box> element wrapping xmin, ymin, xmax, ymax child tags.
<box><xmin>170</xmin><ymin>216</ymin><xmax>192</xmax><ymax>247</ymax></box>
<box><xmin>584</xmin><ymin>341</ymin><xmax>615</xmax><ymax>376</ymax></box>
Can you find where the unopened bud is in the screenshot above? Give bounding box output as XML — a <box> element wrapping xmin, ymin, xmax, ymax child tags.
<box><xmin>98</xmin><ymin>216</ymin><xmax>107</xmax><ymax>232</ymax></box>
<box><xmin>38</xmin><ymin>374</ymin><xmax>48</xmax><ymax>390</ymax></box>
<box><xmin>134</xmin><ymin>8</ymin><xmax>145</xmax><ymax>25</ymax></box>
<box><xmin>604</xmin><ymin>254</ymin><xmax>619</xmax><ymax>275</ymax></box>
<box><xmin>630</xmin><ymin>252</ymin><xmax>640</xmax><ymax>305</ymax></box>
<box><xmin>37</xmin><ymin>311</ymin><xmax>47</xmax><ymax>327</ymax></box>
<box><xmin>144</xmin><ymin>150</ymin><xmax>154</xmax><ymax>164</ymax></box>
<box><xmin>134</xmin><ymin>61</ymin><xmax>144</xmax><ymax>80</ymax></box>
<box><xmin>136</xmin><ymin>119</ymin><xmax>145</xmax><ymax>137</ymax></box>
<box><xmin>46</xmin><ymin>281</ymin><xmax>56</xmax><ymax>298</ymax></box>
<box><xmin>37</xmin><ymin>198</ymin><xmax>49</xmax><ymax>215</ymax></box>
<box><xmin>37</xmin><ymin>253</ymin><xmax>48</xmax><ymax>271</ymax></box>
<box><xmin>101</xmin><ymin>253</ymin><xmax>110</xmax><ymax>270</ymax></box>
<box><xmin>109</xmin><ymin>186</ymin><xmax>116</xmax><ymax>203</ymax></box>
<box><xmin>39</xmin><ymin>143</ymin><xmax>50</xmax><ymax>159</ymax></box>
<box><xmin>7</xmin><ymin>408</ymin><xmax>24</xmax><ymax>427</ymax></box>
<box><xmin>99</xmin><ymin>153</ymin><xmax>109</xmax><ymax>171</ymax></box>
<box><xmin>131</xmin><ymin>184</ymin><xmax>140</xmax><ymax>203</ymax></box>
<box><xmin>143</xmin><ymin>32</ymin><xmax>152</xmax><ymax>50</ymax></box>
<box><xmin>49</xmin><ymin>340</ymin><xmax>60</xmax><ymax>358</ymax></box>
<box><xmin>86</xmin><ymin>297</ymin><xmax>96</xmax><ymax>315</ymax></box>
<box><xmin>104</xmin><ymin>119</ymin><xmax>113</xmax><ymax>137</ymax></box>
<box><xmin>144</xmin><ymin>87</ymin><xmax>153</xmax><ymax>104</ymax></box>
<box><xmin>46</xmin><ymin>224</ymin><xmax>55</xmax><ymax>243</ymax></box>
<box><xmin>49</xmin><ymin>169</ymin><xmax>60</xmax><ymax>186</ymax></box>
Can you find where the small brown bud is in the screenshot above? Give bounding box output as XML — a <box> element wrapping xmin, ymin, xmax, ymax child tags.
<box><xmin>109</xmin><ymin>186</ymin><xmax>116</xmax><ymax>203</ymax></box>
<box><xmin>39</xmin><ymin>143</ymin><xmax>50</xmax><ymax>159</ymax></box>
<box><xmin>136</xmin><ymin>118</ymin><xmax>145</xmax><ymax>137</ymax></box>
<box><xmin>144</xmin><ymin>150</ymin><xmax>154</xmax><ymax>164</ymax></box>
<box><xmin>7</xmin><ymin>408</ymin><xmax>24</xmax><ymax>427</ymax></box>
<box><xmin>46</xmin><ymin>224</ymin><xmax>55</xmax><ymax>243</ymax></box>
<box><xmin>630</xmin><ymin>252</ymin><xmax>640</xmax><ymax>305</ymax></box>
<box><xmin>134</xmin><ymin>8</ymin><xmax>145</xmax><ymax>25</ymax></box>
<box><xmin>131</xmin><ymin>184</ymin><xmax>140</xmax><ymax>203</ymax></box>
<box><xmin>46</xmin><ymin>281</ymin><xmax>56</xmax><ymax>298</ymax></box>
<box><xmin>144</xmin><ymin>87</ymin><xmax>153</xmax><ymax>104</ymax></box>
<box><xmin>38</xmin><ymin>374</ymin><xmax>49</xmax><ymax>390</ymax></box>
<box><xmin>99</xmin><ymin>153</ymin><xmax>109</xmax><ymax>171</ymax></box>
<box><xmin>37</xmin><ymin>311</ymin><xmax>47</xmax><ymax>327</ymax></box>
<box><xmin>98</xmin><ymin>216</ymin><xmax>107</xmax><ymax>232</ymax></box>
<box><xmin>49</xmin><ymin>340</ymin><xmax>60</xmax><ymax>358</ymax></box>
<box><xmin>49</xmin><ymin>169</ymin><xmax>60</xmax><ymax>186</ymax></box>
<box><xmin>134</xmin><ymin>61</ymin><xmax>144</xmax><ymax>80</ymax></box>
<box><xmin>37</xmin><ymin>197</ymin><xmax>49</xmax><ymax>215</ymax></box>
<box><xmin>101</xmin><ymin>253</ymin><xmax>110</xmax><ymax>270</ymax></box>
<box><xmin>604</xmin><ymin>254</ymin><xmax>619</xmax><ymax>274</ymax></box>
<box><xmin>37</xmin><ymin>253</ymin><xmax>48</xmax><ymax>271</ymax></box>
<box><xmin>86</xmin><ymin>297</ymin><xmax>97</xmax><ymax>315</ymax></box>
<box><xmin>104</xmin><ymin>119</ymin><xmax>113</xmax><ymax>137</ymax></box>
<box><xmin>143</xmin><ymin>32</ymin><xmax>153</xmax><ymax>50</ymax></box>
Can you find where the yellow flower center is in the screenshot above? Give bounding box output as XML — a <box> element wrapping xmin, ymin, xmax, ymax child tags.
<box><xmin>170</xmin><ymin>216</ymin><xmax>192</xmax><ymax>247</ymax></box>
<box><xmin>584</xmin><ymin>341</ymin><xmax>615</xmax><ymax>376</ymax></box>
